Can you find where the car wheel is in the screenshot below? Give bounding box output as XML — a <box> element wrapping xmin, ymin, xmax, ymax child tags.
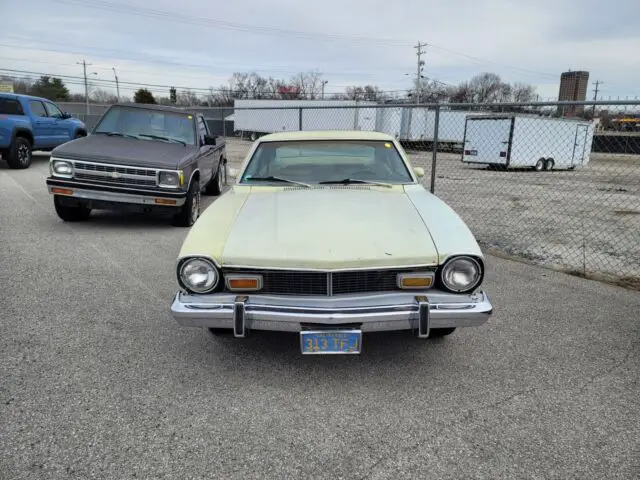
<box><xmin>75</xmin><ymin>131</ymin><xmax>86</xmax><ymax>139</ymax></box>
<box><xmin>6</xmin><ymin>137</ymin><xmax>32</xmax><ymax>169</ymax></box>
<box><xmin>173</xmin><ymin>178</ymin><xmax>200</xmax><ymax>227</ymax></box>
<box><xmin>204</xmin><ymin>160</ymin><xmax>223</xmax><ymax>196</ymax></box>
<box><xmin>544</xmin><ymin>158</ymin><xmax>555</xmax><ymax>171</ymax></box>
<box><xmin>53</xmin><ymin>195</ymin><xmax>91</xmax><ymax>222</ymax></box>
<box><xmin>534</xmin><ymin>158</ymin><xmax>545</xmax><ymax>171</ymax></box>
<box><xmin>429</xmin><ymin>328</ymin><xmax>456</xmax><ymax>338</ymax></box>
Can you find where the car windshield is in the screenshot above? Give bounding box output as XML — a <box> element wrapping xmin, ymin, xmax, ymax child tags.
<box><xmin>239</xmin><ymin>140</ymin><xmax>414</xmax><ymax>185</ymax></box>
<box><xmin>94</xmin><ymin>106</ymin><xmax>196</xmax><ymax>145</ymax></box>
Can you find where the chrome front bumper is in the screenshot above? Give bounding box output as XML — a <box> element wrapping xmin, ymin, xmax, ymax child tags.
<box><xmin>46</xmin><ymin>178</ymin><xmax>186</xmax><ymax>207</ymax></box>
<box><xmin>170</xmin><ymin>290</ymin><xmax>493</xmax><ymax>337</ymax></box>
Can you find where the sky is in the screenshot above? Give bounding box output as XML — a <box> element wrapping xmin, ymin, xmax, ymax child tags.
<box><xmin>1</xmin><ymin>0</ymin><xmax>640</xmax><ymax>102</ymax></box>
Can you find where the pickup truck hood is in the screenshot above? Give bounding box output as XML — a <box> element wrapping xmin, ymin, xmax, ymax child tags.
<box><xmin>51</xmin><ymin>135</ymin><xmax>197</xmax><ymax>169</ymax></box>
<box><xmin>220</xmin><ymin>187</ymin><xmax>439</xmax><ymax>269</ymax></box>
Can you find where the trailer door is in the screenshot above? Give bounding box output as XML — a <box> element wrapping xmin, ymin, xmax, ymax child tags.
<box><xmin>572</xmin><ymin>124</ymin><xmax>589</xmax><ymax>166</ymax></box>
<box><xmin>463</xmin><ymin>117</ymin><xmax>512</xmax><ymax>165</ymax></box>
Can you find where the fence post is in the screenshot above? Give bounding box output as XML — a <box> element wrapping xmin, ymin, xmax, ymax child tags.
<box><xmin>299</xmin><ymin>108</ymin><xmax>303</xmax><ymax>131</ymax></box>
<box><xmin>429</xmin><ymin>105</ymin><xmax>440</xmax><ymax>194</ymax></box>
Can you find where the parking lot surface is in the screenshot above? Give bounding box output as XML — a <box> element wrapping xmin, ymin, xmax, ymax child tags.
<box><xmin>1</xmin><ymin>154</ymin><xmax>639</xmax><ymax>479</ymax></box>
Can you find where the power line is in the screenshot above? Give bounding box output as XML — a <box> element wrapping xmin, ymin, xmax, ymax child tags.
<box><xmin>53</xmin><ymin>0</ymin><xmax>412</xmax><ymax>47</ymax></box>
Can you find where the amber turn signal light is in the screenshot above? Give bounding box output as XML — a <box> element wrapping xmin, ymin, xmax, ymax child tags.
<box><xmin>51</xmin><ymin>187</ymin><xmax>74</xmax><ymax>195</ymax></box>
<box><xmin>226</xmin><ymin>275</ymin><xmax>263</xmax><ymax>292</ymax></box>
<box><xmin>397</xmin><ymin>273</ymin><xmax>434</xmax><ymax>289</ymax></box>
<box><xmin>155</xmin><ymin>198</ymin><xmax>177</xmax><ymax>205</ymax></box>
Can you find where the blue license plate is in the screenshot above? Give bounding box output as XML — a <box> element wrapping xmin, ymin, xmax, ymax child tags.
<box><xmin>300</xmin><ymin>330</ymin><xmax>362</xmax><ymax>355</ymax></box>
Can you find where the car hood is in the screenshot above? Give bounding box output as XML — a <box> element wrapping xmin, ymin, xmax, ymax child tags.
<box><xmin>51</xmin><ymin>135</ymin><xmax>197</xmax><ymax>169</ymax></box>
<box><xmin>218</xmin><ymin>187</ymin><xmax>439</xmax><ymax>269</ymax></box>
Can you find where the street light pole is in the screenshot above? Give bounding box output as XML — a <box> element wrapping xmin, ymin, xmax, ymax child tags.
<box><xmin>322</xmin><ymin>80</ymin><xmax>328</xmax><ymax>99</ymax></box>
<box><xmin>112</xmin><ymin>67</ymin><xmax>120</xmax><ymax>102</ymax></box>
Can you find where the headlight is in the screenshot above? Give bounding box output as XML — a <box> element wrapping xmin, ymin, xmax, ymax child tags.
<box><xmin>158</xmin><ymin>170</ymin><xmax>184</xmax><ymax>188</ymax></box>
<box><xmin>51</xmin><ymin>159</ymin><xmax>73</xmax><ymax>177</ymax></box>
<box><xmin>178</xmin><ymin>257</ymin><xmax>219</xmax><ymax>294</ymax></box>
<box><xmin>440</xmin><ymin>256</ymin><xmax>483</xmax><ymax>293</ymax></box>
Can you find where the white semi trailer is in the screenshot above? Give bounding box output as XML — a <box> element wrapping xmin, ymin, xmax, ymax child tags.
<box><xmin>233</xmin><ymin>99</ymin><xmax>377</xmax><ymax>140</ymax></box>
<box><xmin>375</xmin><ymin>107</ymin><xmax>480</xmax><ymax>151</ymax></box>
<box><xmin>461</xmin><ymin>114</ymin><xmax>596</xmax><ymax>171</ymax></box>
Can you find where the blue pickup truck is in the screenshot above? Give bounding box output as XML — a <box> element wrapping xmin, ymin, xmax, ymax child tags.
<box><xmin>0</xmin><ymin>93</ymin><xmax>87</xmax><ymax>169</ymax></box>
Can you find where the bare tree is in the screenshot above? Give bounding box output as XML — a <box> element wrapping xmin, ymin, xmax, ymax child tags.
<box><xmin>91</xmin><ymin>88</ymin><xmax>118</xmax><ymax>104</ymax></box>
<box><xmin>176</xmin><ymin>89</ymin><xmax>200</xmax><ymax>106</ymax></box>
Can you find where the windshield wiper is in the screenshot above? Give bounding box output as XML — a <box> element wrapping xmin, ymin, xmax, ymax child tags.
<box><xmin>244</xmin><ymin>176</ymin><xmax>311</xmax><ymax>188</ymax></box>
<box><xmin>95</xmin><ymin>131</ymin><xmax>138</xmax><ymax>139</ymax></box>
<box><xmin>137</xmin><ymin>134</ymin><xmax>186</xmax><ymax>146</ymax></box>
<box><xmin>319</xmin><ymin>178</ymin><xmax>393</xmax><ymax>188</ymax></box>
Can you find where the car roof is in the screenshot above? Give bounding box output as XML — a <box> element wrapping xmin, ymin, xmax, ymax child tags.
<box><xmin>109</xmin><ymin>102</ymin><xmax>200</xmax><ymax>116</ymax></box>
<box><xmin>256</xmin><ymin>130</ymin><xmax>396</xmax><ymax>142</ymax></box>
<box><xmin>0</xmin><ymin>92</ymin><xmax>51</xmax><ymax>102</ymax></box>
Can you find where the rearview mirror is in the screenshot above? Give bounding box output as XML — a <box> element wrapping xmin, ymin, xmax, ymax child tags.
<box><xmin>413</xmin><ymin>167</ymin><xmax>425</xmax><ymax>178</ymax></box>
<box><xmin>204</xmin><ymin>135</ymin><xmax>216</xmax><ymax>146</ymax></box>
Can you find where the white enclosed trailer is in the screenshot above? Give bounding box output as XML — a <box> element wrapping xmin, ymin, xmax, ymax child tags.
<box><xmin>461</xmin><ymin>114</ymin><xmax>595</xmax><ymax>171</ymax></box>
<box><xmin>234</xmin><ymin>99</ymin><xmax>377</xmax><ymax>140</ymax></box>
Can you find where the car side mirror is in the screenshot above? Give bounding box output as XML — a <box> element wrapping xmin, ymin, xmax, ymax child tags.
<box><xmin>413</xmin><ymin>167</ymin><xmax>425</xmax><ymax>178</ymax></box>
<box><xmin>61</xmin><ymin>112</ymin><xmax>71</xmax><ymax>119</ymax></box>
<box><xmin>204</xmin><ymin>135</ymin><xmax>216</xmax><ymax>146</ymax></box>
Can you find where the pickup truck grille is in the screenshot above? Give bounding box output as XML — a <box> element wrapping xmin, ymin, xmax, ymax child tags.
<box><xmin>73</xmin><ymin>161</ymin><xmax>157</xmax><ymax>187</ymax></box>
<box><xmin>222</xmin><ymin>268</ymin><xmax>435</xmax><ymax>296</ymax></box>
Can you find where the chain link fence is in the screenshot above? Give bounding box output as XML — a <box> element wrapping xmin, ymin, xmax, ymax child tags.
<box><xmin>57</xmin><ymin>100</ymin><xmax>640</xmax><ymax>286</ymax></box>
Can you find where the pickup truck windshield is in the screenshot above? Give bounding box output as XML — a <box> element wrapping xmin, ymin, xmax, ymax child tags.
<box><xmin>94</xmin><ymin>106</ymin><xmax>196</xmax><ymax>145</ymax></box>
<box><xmin>240</xmin><ymin>140</ymin><xmax>414</xmax><ymax>185</ymax></box>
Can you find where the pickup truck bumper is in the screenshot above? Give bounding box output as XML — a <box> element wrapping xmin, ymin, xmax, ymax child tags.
<box><xmin>170</xmin><ymin>290</ymin><xmax>493</xmax><ymax>337</ymax></box>
<box><xmin>46</xmin><ymin>178</ymin><xmax>187</xmax><ymax>207</ymax></box>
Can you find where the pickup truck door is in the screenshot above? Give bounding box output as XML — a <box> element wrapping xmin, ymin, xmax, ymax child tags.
<box><xmin>196</xmin><ymin>115</ymin><xmax>215</xmax><ymax>184</ymax></box>
<box><xmin>44</xmin><ymin>101</ymin><xmax>71</xmax><ymax>145</ymax></box>
<box><xmin>27</xmin><ymin>100</ymin><xmax>56</xmax><ymax>148</ymax></box>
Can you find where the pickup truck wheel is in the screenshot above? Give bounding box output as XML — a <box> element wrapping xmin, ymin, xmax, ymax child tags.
<box><xmin>204</xmin><ymin>161</ymin><xmax>223</xmax><ymax>196</ymax></box>
<box><xmin>53</xmin><ymin>196</ymin><xmax>91</xmax><ymax>222</ymax></box>
<box><xmin>429</xmin><ymin>327</ymin><xmax>456</xmax><ymax>338</ymax></box>
<box><xmin>6</xmin><ymin>137</ymin><xmax>32</xmax><ymax>169</ymax></box>
<box><xmin>173</xmin><ymin>178</ymin><xmax>200</xmax><ymax>227</ymax></box>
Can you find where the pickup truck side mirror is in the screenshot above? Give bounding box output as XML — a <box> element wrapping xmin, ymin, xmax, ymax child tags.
<box><xmin>203</xmin><ymin>135</ymin><xmax>216</xmax><ymax>146</ymax></box>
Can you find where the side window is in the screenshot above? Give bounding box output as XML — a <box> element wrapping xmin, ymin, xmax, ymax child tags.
<box><xmin>44</xmin><ymin>102</ymin><xmax>63</xmax><ymax>118</ymax></box>
<box><xmin>28</xmin><ymin>100</ymin><xmax>48</xmax><ymax>117</ymax></box>
<box><xmin>196</xmin><ymin>116</ymin><xmax>207</xmax><ymax>145</ymax></box>
<box><xmin>0</xmin><ymin>99</ymin><xmax>24</xmax><ymax>115</ymax></box>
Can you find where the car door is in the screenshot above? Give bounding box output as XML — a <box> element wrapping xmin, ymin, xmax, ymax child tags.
<box><xmin>196</xmin><ymin>115</ymin><xmax>215</xmax><ymax>184</ymax></box>
<box><xmin>43</xmin><ymin>101</ymin><xmax>70</xmax><ymax>145</ymax></box>
<box><xmin>27</xmin><ymin>100</ymin><xmax>56</xmax><ymax>148</ymax></box>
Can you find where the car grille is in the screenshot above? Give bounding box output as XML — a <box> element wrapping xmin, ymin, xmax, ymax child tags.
<box><xmin>222</xmin><ymin>268</ymin><xmax>435</xmax><ymax>296</ymax></box>
<box><xmin>73</xmin><ymin>161</ymin><xmax>157</xmax><ymax>187</ymax></box>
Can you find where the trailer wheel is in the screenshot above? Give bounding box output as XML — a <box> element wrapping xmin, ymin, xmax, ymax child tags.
<box><xmin>534</xmin><ymin>158</ymin><xmax>545</xmax><ymax>171</ymax></box>
<box><xmin>544</xmin><ymin>158</ymin><xmax>555</xmax><ymax>171</ymax></box>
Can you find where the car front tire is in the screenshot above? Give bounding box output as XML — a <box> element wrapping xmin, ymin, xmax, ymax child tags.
<box><xmin>6</xmin><ymin>137</ymin><xmax>32</xmax><ymax>169</ymax></box>
<box><xmin>173</xmin><ymin>178</ymin><xmax>200</xmax><ymax>227</ymax></box>
<box><xmin>53</xmin><ymin>195</ymin><xmax>91</xmax><ymax>222</ymax></box>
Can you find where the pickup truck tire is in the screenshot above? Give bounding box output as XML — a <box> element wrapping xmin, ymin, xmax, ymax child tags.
<box><xmin>173</xmin><ymin>178</ymin><xmax>200</xmax><ymax>227</ymax></box>
<box><xmin>429</xmin><ymin>327</ymin><xmax>456</xmax><ymax>338</ymax></box>
<box><xmin>6</xmin><ymin>137</ymin><xmax>32</xmax><ymax>169</ymax></box>
<box><xmin>204</xmin><ymin>160</ymin><xmax>223</xmax><ymax>196</ymax></box>
<box><xmin>54</xmin><ymin>196</ymin><xmax>91</xmax><ymax>222</ymax></box>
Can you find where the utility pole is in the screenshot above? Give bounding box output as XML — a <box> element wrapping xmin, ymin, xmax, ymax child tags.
<box><xmin>592</xmin><ymin>80</ymin><xmax>603</xmax><ymax>116</ymax></box>
<box><xmin>414</xmin><ymin>42</ymin><xmax>427</xmax><ymax>103</ymax></box>
<box><xmin>112</xmin><ymin>67</ymin><xmax>120</xmax><ymax>103</ymax></box>
<box><xmin>321</xmin><ymin>80</ymin><xmax>328</xmax><ymax>99</ymax></box>
<box><xmin>77</xmin><ymin>59</ymin><xmax>92</xmax><ymax>115</ymax></box>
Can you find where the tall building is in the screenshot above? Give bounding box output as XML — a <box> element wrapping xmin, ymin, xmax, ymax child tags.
<box><xmin>558</xmin><ymin>70</ymin><xmax>590</xmax><ymax>116</ymax></box>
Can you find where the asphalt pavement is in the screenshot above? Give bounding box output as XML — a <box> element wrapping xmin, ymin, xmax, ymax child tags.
<box><xmin>1</xmin><ymin>154</ymin><xmax>639</xmax><ymax>480</ymax></box>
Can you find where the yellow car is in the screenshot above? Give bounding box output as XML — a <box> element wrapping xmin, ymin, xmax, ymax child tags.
<box><xmin>170</xmin><ymin>131</ymin><xmax>493</xmax><ymax>354</ymax></box>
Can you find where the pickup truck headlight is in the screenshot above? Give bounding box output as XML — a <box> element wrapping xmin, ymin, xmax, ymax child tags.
<box><xmin>440</xmin><ymin>256</ymin><xmax>483</xmax><ymax>293</ymax></box>
<box><xmin>178</xmin><ymin>257</ymin><xmax>219</xmax><ymax>294</ymax></box>
<box><xmin>50</xmin><ymin>159</ymin><xmax>73</xmax><ymax>178</ymax></box>
<box><xmin>158</xmin><ymin>170</ymin><xmax>184</xmax><ymax>188</ymax></box>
